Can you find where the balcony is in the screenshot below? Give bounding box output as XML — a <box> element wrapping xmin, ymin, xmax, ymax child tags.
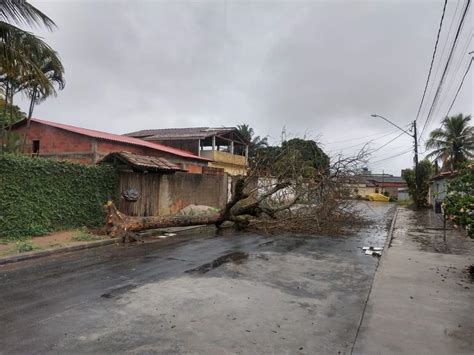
<box><xmin>200</xmin><ymin>150</ymin><xmax>247</xmax><ymax>166</ymax></box>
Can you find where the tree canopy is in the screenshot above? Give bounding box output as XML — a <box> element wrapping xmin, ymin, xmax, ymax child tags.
<box><xmin>425</xmin><ymin>114</ymin><xmax>474</xmax><ymax>171</ymax></box>
<box><xmin>402</xmin><ymin>159</ymin><xmax>433</xmax><ymax>207</ymax></box>
<box><xmin>0</xmin><ymin>0</ymin><xmax>64</xmax><ymax>152</ymax></box>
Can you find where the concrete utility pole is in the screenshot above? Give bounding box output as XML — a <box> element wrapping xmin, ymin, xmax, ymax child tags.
<box><xmin>413</xmin><ymin>120</ymin><xmax>420</xmax><ymax>207</ymax></box>
<box><xmin>371</xmin><ymin>114</ymin><xmax>420</xmax><ymax>208</ymax></box>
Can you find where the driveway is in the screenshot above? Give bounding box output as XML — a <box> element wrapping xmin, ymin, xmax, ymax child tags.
<box><xmin>0</xmin><ymin>202</ymin><xmax>394</xmax><ymax>354</ymax></box>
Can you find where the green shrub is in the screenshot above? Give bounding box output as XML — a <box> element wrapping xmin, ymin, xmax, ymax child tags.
<box><xmin>16</xmin><ymin>240</ymin><xmax>33</xmax><ymax>253</ymax></box>
<box><xmin>0</xmin><ymin>153</ymin><xmax>118</xmax><ymax>240</ymax></box>
<box><xmin>443</xmin><ymin>167</ymin><xmax>474</xmax><ymax>238</ymax></box>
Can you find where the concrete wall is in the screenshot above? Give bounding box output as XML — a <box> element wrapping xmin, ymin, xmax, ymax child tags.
<box><xmin>117</xmin><ymin>170</ymin><xmax>228</xmax><ymax>216</ymax></box>
<box><xmin>158</xmin><ymin>171</ymin><xmax>228</xmax><ymax>215</ymax></box>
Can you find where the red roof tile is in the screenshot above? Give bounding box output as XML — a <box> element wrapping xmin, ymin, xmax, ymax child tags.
<box><xmin>28</xmin><ymin>118</ymin><xmax>210</xmax><ymax>162</ymax></box>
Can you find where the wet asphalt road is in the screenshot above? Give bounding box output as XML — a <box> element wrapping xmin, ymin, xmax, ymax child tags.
<box><xmin>0</xmin><ymin>202</ymin><xmax>394</xmax><ymax>354</ymax></box>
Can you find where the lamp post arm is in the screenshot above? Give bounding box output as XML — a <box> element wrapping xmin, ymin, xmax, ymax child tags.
<box><xmin>371</xmin><ymin>114</ymin><xmax>413</xmax><ymax>137</ymax></box>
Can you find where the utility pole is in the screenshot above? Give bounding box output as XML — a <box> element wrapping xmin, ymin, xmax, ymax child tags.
<box><xmin>370</xmin><ymin>114</ymin><xmax>421</xmax><ymax>208</ymax></box>
<box><xmin>413</xmin><ymin>120</ymin><xmax>420</xmax><ymax>208</ymax></box>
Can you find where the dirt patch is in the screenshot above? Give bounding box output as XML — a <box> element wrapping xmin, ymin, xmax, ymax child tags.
<box><xmin>0</xmin><ymin>230</ymin><xmax>108</xmax><ymax>258</ymax></box>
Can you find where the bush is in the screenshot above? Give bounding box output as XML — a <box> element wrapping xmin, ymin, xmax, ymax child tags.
<box><xmin>0</xmin><ymin>154</ymin><xmax>117</xmax><ymax>240</ymax></box>
<box><xmin>16</xmin><ymin>240</ymin><xmax>33</xmax><ymax>253</ymax></box>
<box><xmin>443</xmin><ymin>167</ymin><xmax>474</xmax><ymax>238</ymax></box>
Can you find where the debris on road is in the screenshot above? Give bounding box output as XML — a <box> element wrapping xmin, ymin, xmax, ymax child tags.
<box><xmin>362</xmin><ymin>246</ymin><xmax>383</xmax><ymax>251</ymax></box>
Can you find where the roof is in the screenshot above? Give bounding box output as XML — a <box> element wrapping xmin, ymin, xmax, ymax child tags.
<box><xmin>430</xmin><ymin>164</ymin><xmax>474</xmax><ymax>181</ymax></box>
<box><xmin>364</xmin><ymin>175</ymin><xmax>405</xmax><ymax>184</ymax></box>
<box><xmin>14</xmin><ymin>118</ymin><xmax>210</xmax><ymax>162</ymax></box>
<box><xmin>99</xmin><ymin>152</ymin><xmax>186</xmax><ymax>173</ymax></box>
<box><xmin>125</xmin><ymin>127</ymin><xmax>248</xmax><ymax>143</ymax></box>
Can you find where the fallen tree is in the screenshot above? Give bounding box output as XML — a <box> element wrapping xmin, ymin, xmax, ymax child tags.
<box><xmin>103</xmin><ymin>139</ymin><xmax>371</xmax><ymax>238</ymax></box>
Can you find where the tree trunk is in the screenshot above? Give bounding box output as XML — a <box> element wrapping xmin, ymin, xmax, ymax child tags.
<box><xmin>0</xmin><ymin>84</ymin><xmax>9</xmax><ymax>152</ymax></box>
<box><xmin>103</xmin><ymin>201</ymin><xmax>222</xmax><ymax>237</ymax></box>
<box><xmin>21</xmin><ymin>88</ymin><xmax>37</xmax><ymax>154</ymax></box>
<box><xmin>103</xmin><ymin>179</ymin><xmax>294</xmax><ymax>238</ymax></box>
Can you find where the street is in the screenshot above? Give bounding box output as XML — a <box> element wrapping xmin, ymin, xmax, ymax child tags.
<box><xmin>0</xmin><ymin>202</ymin><xmax>394</xmax><ymax>354</ymax></box>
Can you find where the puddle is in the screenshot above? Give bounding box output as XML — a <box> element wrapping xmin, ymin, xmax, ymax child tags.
<box><xmin>101</xmin><ymin>283</ymin><xmax>138</xmax><ymax>299</ymax></box>
<box><xmin>185</xmin><ymin>251</ymin><xmax>249</xmax><ymax>274</ymax></box>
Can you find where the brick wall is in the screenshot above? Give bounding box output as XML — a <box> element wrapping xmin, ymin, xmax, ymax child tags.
<box><xmin>11</xmin><ymin>122</ymin><xmax>209</xmax><ymax>170</ymax></box>
<box><xmin>13</xmin><ymin>122</ymin><xmax>94</xmax><ymax>164</ymax></box>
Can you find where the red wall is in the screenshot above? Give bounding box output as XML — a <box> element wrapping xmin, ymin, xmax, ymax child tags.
<box><xmin>13</xmin><ymin>122</ymin><xmax>94</xmax><ymax>164</ymax></box>
<box><xmin>12</xmin><ymin>122</ymin><xmax>209</xmax><ymax>172</ymax></box>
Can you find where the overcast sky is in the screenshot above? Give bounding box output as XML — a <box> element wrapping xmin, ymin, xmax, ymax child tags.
<box><xmin>23</xmin><ymin>0</ymin><xmax>473</xmax><ymax>175</ymax></box>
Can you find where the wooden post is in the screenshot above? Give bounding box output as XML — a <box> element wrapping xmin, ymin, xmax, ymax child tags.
<box><xmin>230</xmin><ymin>141</ymin><xmax>234</xmax><ymax>154</ymax></box>
<box><xmin>212</xmin><ymin>136</ymin><xmax>216</xmax><ymax>151</ymax></box>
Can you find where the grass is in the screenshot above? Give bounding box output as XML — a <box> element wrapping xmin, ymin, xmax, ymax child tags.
<box><xmin>16</xmin><ymin>240</ymin><xmax>34</xmax><ymax>253</ymax></box>
<box><xmin>72</xmin><ymin>228</ymin><xmax>96</xmax><ymax>242</ymax></box>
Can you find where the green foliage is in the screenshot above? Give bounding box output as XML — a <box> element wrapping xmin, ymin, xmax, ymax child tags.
<box><xmin>16</xmin><ymin>239</ymin><xmax>33</xmax><ymax>252</ymax></box>
<box><xmin>256</xmin><ymin>138</ymin><xmax>330</xmax><ymax>178</ymax></box>
<box><xmin>236</xmin><ymin>123</ymin><xmax>268</xmax><ymax>164</ymax></box>
<box><xmin>402</xmin><ymin>159</ymin><xmax>433</xmax><ymax>207</ymax></box>
<box><xmin>425</xmin><ymin>114</ymin><xmax>473</xmax><ymax>171</ymax></box>
<box><xmin>72</xmin><ymin>228</ymin><xmax>95</xmax><ymax>241</ymax></box>
<box><xmin>443</xmin><ymin>167</ymin><xmax>474</xmax><ymax>238</ymax></box>
<box><xmin>0</xmin><ymin>153</ymin><xmax>117</xmax><ymax>240</ymax></box>
<box><xmin>0</xmin><ymin>98</ymin><xmax>26</xmax><ymax>124</ymax></box>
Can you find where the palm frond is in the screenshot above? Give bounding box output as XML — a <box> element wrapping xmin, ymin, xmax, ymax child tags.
<box><xmin>0</xmin><ymin>0</ymin><xmax>55</xmax><ymax>30</ymax></box>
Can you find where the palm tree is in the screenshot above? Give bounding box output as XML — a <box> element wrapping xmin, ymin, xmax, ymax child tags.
<box><xmin>237</xmin><ymin>124</ymin><xmax>268</xmax><ymax>149</ymax></box>
<box><xmin>0</xmin><ymin>0</ymin><xmax>64</xmax><ymax>152</ymax></box>
<box><xmin>20</xmin><ymin>47</ymin><xmax>65</xmax><ymax>151</ymax></box>
<box><xmin>0</xmin><ymin>0</ymin><xmax>57</xmax><ymax>88</ymax></box>
<box><xmin>425</xmin><ymin>114</ymin><xmax>474</xmax><ymax>171</ymax></box>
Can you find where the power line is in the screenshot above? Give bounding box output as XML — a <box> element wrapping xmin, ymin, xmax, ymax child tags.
<box><xmin>370</xmin><ymin>130</ymin><xmax>409</xmax><ymax>154</ymax></box>
<box><xmin>435</xmin><ymin>30</ymin><xmax>473</xmax><ymax>116</ymax></box>
<box><xmin>324</xmin><ymin>129</ymin><xmax>397</xmax><ymax>144</ymax></box>
<box><xmin>419</xmin><ymin>0</ymin><xmax>472</xmax><ymax>140</ymax></box>
<box><xmin>420</xmin><ymin>0</ymin><xmax>461</xmax><ymax>121</ymax></box>
<box><xmin>445</xmin><ymin>56</ymin><xmax>473</xmax><ymax>116</ymax></box>
<box><xmin>415</xmin><ymin>0</ymin><xmax>448</xmax><ymax>122</ymax></box>
<box><xmin>323</xmin><ymin>127</ymin><xmax>399</xmax><ymax>145</ymax></box>
<box><xmin>369</xmin><ymin>149</ymin><xmax>413</xmax><ymax>165</ymax></box>
<box><xmin>327</xmin><ymin>126</ymin><xmax>411</xmax><ymax>153</ymax></box>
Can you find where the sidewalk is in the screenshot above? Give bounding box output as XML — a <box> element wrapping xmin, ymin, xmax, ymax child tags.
<box><xmin>353</xmin><ymin>207</ymin><xmax>474</xmax><ymax>354</ymax></box>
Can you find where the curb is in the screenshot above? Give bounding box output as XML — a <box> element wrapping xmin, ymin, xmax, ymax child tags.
<box><xmin>0</xmin><ymin>237</ymin><xmax>121</xmax><ymax>266</ymax></box>
<box><xmin>350</xmin><ymin>206</ymin><xmax>399</xmax><ymax>354</ymax></box>
<box><xmin>384</xmin><ymin>207</ymin><xmax>399</xmax><ymax>250</ymax></box>
<box><xmin>0</xmin><ymin>224</ymin><xmax>215</xmax><ymax>266</ymax></box>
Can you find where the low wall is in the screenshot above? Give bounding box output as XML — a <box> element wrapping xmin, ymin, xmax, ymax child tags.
<box><xmin>158</xmin><ymin>172</ymin><xmax>228</xmax><ymax>215</ymax></box>
<box><xmin>117</xmin><ymin>171</ymin><xmax>228</xmax><ymax>216</ymax></box>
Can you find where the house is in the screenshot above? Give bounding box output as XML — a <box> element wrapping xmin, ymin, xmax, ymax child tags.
<box><xmin>10</xmin><ymin>118</ymin><xmax>210</xmax><ymax>172</ymax></box>
<box><xmin>364</xmin><ymin>174</ymin><xmax>407</xmax><ymax>198</ymax></box>
<box><xmin>349</xmin><ymin>172</ymin><xmax>407</xmax><ymax>199</ymax></box>
<box><xmin>429</xmin><ymin>164</ymin><xmax>473</xmax><ymax>212</ymax></box>
<box><xmin>429</xmin><ymin>170</ymin><xmax>458</xmax><ymax>212</ymax></box>
<box><xmin>125</xmin><ymin>127</ymin><xmax>249</xmax><ymax>176</ymax></box>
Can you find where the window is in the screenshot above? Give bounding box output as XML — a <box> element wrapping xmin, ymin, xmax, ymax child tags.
<box><xmin>32</xmin><ymin>140</ymin><xmax>40</xmax><ymax>155</ymax></box>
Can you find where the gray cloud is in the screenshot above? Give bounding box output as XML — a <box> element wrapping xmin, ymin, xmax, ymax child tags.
<box><xmin>22</xmin><ymin>0</ymin><xmax>473</xmax><ymax>174</ymax></box>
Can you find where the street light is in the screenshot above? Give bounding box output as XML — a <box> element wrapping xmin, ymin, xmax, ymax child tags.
<box><xmin>370</xmin><ymin>113</ymin><xmax>420</xmax><ymax>208</ymax></box>
<box><xmin>370</xmin><ymin>114</ymin><xmax>413</xmax><ymax>137</ymax></box>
